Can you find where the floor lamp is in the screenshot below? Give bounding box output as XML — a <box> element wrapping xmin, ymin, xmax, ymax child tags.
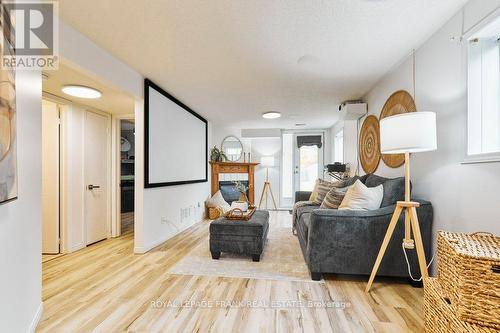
<box><xmin>258</xmin><ymin>156</ymin><xmax>277</xmax><ymax>210</ymax></box>
<box><xmin>366</xmin><ymin>112</ymin><xmax>437</xmax><ymax>292</ymax></box>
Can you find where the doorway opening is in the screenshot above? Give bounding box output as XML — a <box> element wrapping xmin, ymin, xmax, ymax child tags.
<box><xmin>119</xmin><ymin>119</ymin><xmax>135</xmax><ymax>234</ymax></box>
<box><xmin>280</xmin><ymin>132</ymin><xmax>324</xmax><ymax>208</ymax></box>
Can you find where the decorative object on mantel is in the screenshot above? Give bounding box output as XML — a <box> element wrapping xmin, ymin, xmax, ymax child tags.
<box><xmin>258</xmin><ymin>156</ymin><xmax>277</xmax><ymax>210</ymax></box>
<box><xmin>210</xmin><ymin>146</ymin><xmax>227</xmax><ymax>162</ymax></box>
<box><xmin>379</xmin><ymin>90</ymin><xmax>417</xmax><ymax>168</ymax></box>
<box><xmin>221</xmin><ymin>135</ymin><xmax>243</xmax><ymax>161</ymax></box>
<box><xmin>366</xmin><ymin>111</ymin><xmax>437</xmax><ymax>293</ymax></box>
<box><xmin>232</xmin><ymin>180</ymin><xmax>250</xmax><ymax>203</ymax></box>
<box><xmin>210</xmin><ymin>161</ymin><xmax>259</xmax><ymax>204</ymax></box>
<box><xmin>359</xmin><ymin>115</ymin><xmax>381</xmax><ymax>174</ymax></box>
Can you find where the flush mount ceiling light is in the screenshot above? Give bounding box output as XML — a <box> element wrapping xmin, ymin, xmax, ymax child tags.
<box><xmin>262</xmin><ymin>111</ymin><xmax>281</xmax><ymax>119</ymax></box>
<box><xmin>62</xmin><ymin>85</ymin><xmax>102</xmax><ymax>99</ymax></box>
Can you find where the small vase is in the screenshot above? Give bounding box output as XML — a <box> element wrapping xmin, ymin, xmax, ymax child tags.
<box><xmin>239</xmin><ymin>192</ymin><xmax>249</xmax><ymax>203</ymax></box>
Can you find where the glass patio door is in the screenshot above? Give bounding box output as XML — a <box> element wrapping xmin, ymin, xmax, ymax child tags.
<box><xmin>280</xmin><ymin>132</ymin><xmax>324</xmax><ymax>208</ymax></box>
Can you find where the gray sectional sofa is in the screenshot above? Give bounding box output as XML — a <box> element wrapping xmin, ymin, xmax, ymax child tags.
<box><xmin>294</xmin><ymin>174</ymin><xmax>433</xmax><ymax>281</ymax></box>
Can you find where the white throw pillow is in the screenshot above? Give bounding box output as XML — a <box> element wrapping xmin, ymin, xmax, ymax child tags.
<box><xmin>206</xmin><ymin>190</ymin><xmax>230</xmax><ymax>211</ymax></box>
<box><xmin>339</xmin><ymin>180</ymin><xmax>383</xmax><ymax>211</ymax></box>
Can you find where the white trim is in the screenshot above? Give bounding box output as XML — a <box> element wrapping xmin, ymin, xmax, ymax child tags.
<box><xmin>133</xmin><ymin>221</ymin><xmax>198</xmax><ymax>254</ymax></box>
<box><xmin>112</xmin><ymin>114</ymin><xmax>135</xmax><ymax>237</ymax></box>
<box><xmin>67</xmin><ymin>242</ymin><xmax>85</xmax><ymax>253</ymax></box>
<box><xmin>28</xmin><ymin>303</ymin><xmax>43</xmax><ymax>333</ymax></box>
<box><xmin>462</xmin><ymin>6</ymin><xmax>500</xmax><ymax>40</ymax></box>
<box><xmin>461</xmin><ymin>153</ymin><xmax>500</xmax><ymax>164</ymax></box>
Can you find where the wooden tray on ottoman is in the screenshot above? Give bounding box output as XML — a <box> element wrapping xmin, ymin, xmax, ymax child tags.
<box><xmin>224</xmin><ymin>206</ymin><xmax>256</xmax><ymax>220</ymax></box>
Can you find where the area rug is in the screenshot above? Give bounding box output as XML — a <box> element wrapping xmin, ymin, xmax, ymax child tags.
<box><xmin>168</xmin><ymin>212</ymin><xmax>317</xmax><ymax>282</ymax></box>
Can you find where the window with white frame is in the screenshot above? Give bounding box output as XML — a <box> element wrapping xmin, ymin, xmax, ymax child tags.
<box><xmin>334</xmin><ymin>129</ymin><xmax>344</xmax><ymax>163</ymax></box>
<box><xmin>467</xmin><ymin>15</ymin><xmax>500</xmax><ymax>158</ymax></box>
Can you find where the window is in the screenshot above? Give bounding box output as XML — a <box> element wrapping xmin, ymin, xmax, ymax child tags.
<box><xmin>467</xmin><ymin>15</ymin><xmax>500</xmax><ymax>159</ymax></box>
<box><xmin>334</xmin><ymin>129</ymin><xmax>344</xmax><ymax>163</ymax></box>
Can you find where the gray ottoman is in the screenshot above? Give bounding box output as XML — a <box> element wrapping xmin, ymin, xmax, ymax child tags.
<box><xmin>210</xmin><ymin>210</ymin><xmax>269</xmax><ymax>262</ymax></box>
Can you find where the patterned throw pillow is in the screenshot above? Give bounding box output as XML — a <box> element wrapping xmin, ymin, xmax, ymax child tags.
<box><xmin>313</xmin><ymin>179</ymin><xmax>338</xmax><ymax>205</ymax></box>
<box><xmin>320</xmin><ymin>186</ymin><xmax>350</xmax><ymax>209</ymax></box>
<box><xmin>308</xmin><ymin>179</ymin><xmax>320</xmax><ymax>202</ymax></box>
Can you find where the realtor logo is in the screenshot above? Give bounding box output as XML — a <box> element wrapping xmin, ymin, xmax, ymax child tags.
<box><xmin>1</xmin><ymin>0</ymin><xmax>58</xmax><ymax>69</ymax></box>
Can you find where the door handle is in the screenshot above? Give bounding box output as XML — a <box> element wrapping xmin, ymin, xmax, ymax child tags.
<box><xmin>88</xmin><ymin>184</ymin><xmax>101</xmax><ymax>190</ymax></box>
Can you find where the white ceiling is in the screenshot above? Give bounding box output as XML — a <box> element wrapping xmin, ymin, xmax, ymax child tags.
<box><xmin>43</xmin><ymin>62</ymin><xmax>135</xmax><ymax>115</ymax></box>
<box><xmin>59</xmin><ymin>0</ymin><xmax>467</xmax><ymax>129</ymax></box>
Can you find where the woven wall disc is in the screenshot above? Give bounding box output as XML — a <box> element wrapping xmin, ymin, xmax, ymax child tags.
<box><xmin>380</xmin><ymin>90</ymin><xmax>416</xmax><ymax>168</ymax></box>
<box><xmin>359</xmin><ymin>115</ymin><xmax>381</xmax><ymax>174</ymax></box>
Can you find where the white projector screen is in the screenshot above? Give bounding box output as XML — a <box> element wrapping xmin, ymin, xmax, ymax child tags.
<box><xmin>144</xmin><ymin>79</ymin><xmax>208</xmax><ymax>188</ymax></box>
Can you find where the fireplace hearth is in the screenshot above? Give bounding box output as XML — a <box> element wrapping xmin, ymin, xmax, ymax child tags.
<box><xmin>210</xmin><ymin>161</ymin><xmax>259</xmax><ymax>204</ymax></box>
<box><xmin>219</xmin><ymin>181</ymin><xmax>249</xmax><ymax>204</ymax></box>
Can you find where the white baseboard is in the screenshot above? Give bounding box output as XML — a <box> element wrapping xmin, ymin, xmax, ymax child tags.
<box><xmin>67</xmin><ymin>242</ymin><xmax>85</xmax><ymax>253</ymax></box>
<box><xmin>134</xmin><ymin>221</ymin><xmax>198</xmax><ymax>254</ymax></box>
<box><xmin>28</xmin><ymin>302</ymin><xmax>43</xmax><ymax>333</ymax></box>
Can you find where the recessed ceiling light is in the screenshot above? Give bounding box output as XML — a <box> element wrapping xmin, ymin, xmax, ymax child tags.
<box><xmin>62</xmin><ymin>85</ymin><xmax>102</xmax><ymax>99</ymax></box>
<box><xmin>262</xmin><ymin>111</ymin><xmax>281</xmax><ymax>119</ymax></box>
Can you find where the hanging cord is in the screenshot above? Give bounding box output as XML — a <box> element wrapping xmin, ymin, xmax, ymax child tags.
<box><xmin>412</xmin><ymin>49</ymin><xmax>416</xmax><ymax>104</ymax></box>
<box><xmin>402</xmin><ymin>243</ymin><xmax>436</xmax><ymax>282</ymax></box>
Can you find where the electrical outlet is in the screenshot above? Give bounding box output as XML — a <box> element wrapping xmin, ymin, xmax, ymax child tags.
<box><xmin>161</xmin><ymin>216</ymin><xmax>168</xmax><ymax>224</ymax></box>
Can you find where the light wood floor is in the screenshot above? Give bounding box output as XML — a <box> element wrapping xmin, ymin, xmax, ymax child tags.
<box><xmin>38</xmin><ymin>211</ymin><xmax>424</xmax><ymax>332</ymax></box>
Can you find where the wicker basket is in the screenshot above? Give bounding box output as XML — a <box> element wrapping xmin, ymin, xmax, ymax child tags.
<box><xmin>424</xmin><ymin>277</ymin><xmax>497</xmax><ymax>333</ymax></box>
<box><xmin>437</xmin><ymin>231</ymin><xmax>500</xmax><ymax>329</ymax></box>
<box><xmin>208</xmin><ymin>207</ymin><xmax>223</xmax><ymax>220</ymax></box>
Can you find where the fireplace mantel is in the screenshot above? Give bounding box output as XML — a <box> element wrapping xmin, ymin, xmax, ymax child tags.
<box><xmin>210</xmin><ymin>161</ymin><xmax>259</xmax><ymax>204</ymax></box>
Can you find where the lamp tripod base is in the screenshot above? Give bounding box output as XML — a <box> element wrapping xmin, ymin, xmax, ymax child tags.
<box><xmin>258</xmin><ymin>181</ymin><xmax>277</xmax><ymax>210</ymax></box>
<box><xmin>365</xmin><ymin>201</ymin><xmax>428</xmax><ymax>293</ymax></box>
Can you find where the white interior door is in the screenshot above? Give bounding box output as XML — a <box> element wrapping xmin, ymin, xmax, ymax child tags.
<box><xmin>42</xmin><ymin>100</ymin><xmax>60</xmax><ymax>254</ymax></box>
<box><xmin>84</xmin><ymin>110</ymin><xmax>109</xmax><ymax>245</ymax></box>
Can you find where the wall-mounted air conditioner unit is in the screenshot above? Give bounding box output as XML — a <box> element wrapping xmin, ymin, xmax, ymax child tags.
<box><xmin>338</xmin><ymin>102</ymin><xmax>367</xmax><ymax>120</ymax></box>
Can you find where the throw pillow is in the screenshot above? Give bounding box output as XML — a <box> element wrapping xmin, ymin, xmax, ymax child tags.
<box><xmin>320</xmin><ymin>186</ymin><xmax>350</xmax><ymax>209</ymax></box>
<box><xmin>206</xmin><ymin>190</ymin><xmax>230</xmax><ymax>212</ymax></box>
<box><xmin>309</xmin><ymin>179</ymin><xmax>320</xmax><ymax>202</ymax></box>
<box><xmin>313</xmin><ymin>179</ymin><xmax>337</xmax><ymax>205</ymax></box>
<box><xmin>339</xmin><ymin>180</ymin><xmax>383</xmax><ymax>211</ymax></box>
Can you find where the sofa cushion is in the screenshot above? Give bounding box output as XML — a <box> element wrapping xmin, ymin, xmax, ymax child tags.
<box><xmin>313</xmin><ymin>179</ymin><xmax>337</xmax><ymax>205</ymax></box>
<box><xmin>320</xmin><ymin>186</ymin><xmax>349</xmax><ymax>209</ymax></box>
<box><xmin>339</xmin><ymin>180</ymin><xmax>383</xmax><ymax>211</ymax></box>
<box><xmin>297</xmin><ymin>212</ymin><xmax>312</xmax><ymax>241</ymax></box>
<box><xmin>365</xmin><ymin>174</ymin><xmax>406</xmax><ymax>207</ymax></box>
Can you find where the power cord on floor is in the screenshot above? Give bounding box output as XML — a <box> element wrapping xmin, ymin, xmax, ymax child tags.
<box><xmin>402</xmin><ymin>243</ymin><xmax>436</xmax><ymax>282</ymax></box>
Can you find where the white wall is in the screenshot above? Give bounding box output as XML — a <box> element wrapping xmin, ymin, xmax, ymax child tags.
<box><xmin>60</xmin><ymin>104</ymin><xmax>86</xmax><ymax>252</ymax></box>
<box><xmin>360</xmin><ymin>0</ymin><xmax>500</xmax><ymax>240</ymax></box>
<box><xmin>251</xmin><ymin>138</ymin><xmax>281</xmax><ymax>208</ymax></box>
<box><xmin>330</xmin><ymin>120</ymin><xmax>359</xmax><ymax>176</ymax></box>
<box><xmin>0</xmin><ymin>70</ymin><xmax>43</xmax><ymax>332</ymax></box>
<box><xmin>134</xmin><ymin>102</ymin><xmax>210</xmax><ymax>253</ymax></box>
<box><xmin>59</xmin><ymin>19</ymin><xmax>212</xmax><ymax>254</ymax></box>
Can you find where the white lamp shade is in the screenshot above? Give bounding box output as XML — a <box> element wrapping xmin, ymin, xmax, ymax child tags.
<box><xmin>380</xmin><ymin>112</ymin><xmax>437</xmax><ymax>154</ymax></box>
<box><xmin>260</xmin><ymin>156</ymin><xmax>275</xmax><ymax>167</ymax></box>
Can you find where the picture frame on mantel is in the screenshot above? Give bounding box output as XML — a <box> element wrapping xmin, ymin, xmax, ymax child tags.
<box><xmin>0</xmin><ymin>5</ymin><xmax>18</xmax><ymax>205</ymax></box>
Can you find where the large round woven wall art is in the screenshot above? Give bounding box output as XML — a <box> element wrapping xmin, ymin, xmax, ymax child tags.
<box><xmin>380</xmin><ymin>90</ymin><xmax>416</xmax><ymax>168</ymax></box>
<box><xmin>359</xmin><ymin>115</ymin><xmax>381</xmax><ymax>174</ymax></box>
